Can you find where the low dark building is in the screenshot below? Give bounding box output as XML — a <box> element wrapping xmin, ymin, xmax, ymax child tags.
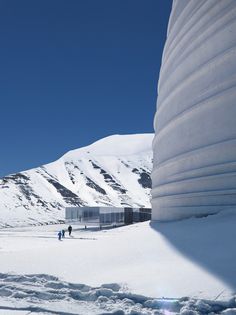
<box><xmin>65</xmin><ymin>206</ymin><xmax>151</xmax><ymax>228</ymax></box>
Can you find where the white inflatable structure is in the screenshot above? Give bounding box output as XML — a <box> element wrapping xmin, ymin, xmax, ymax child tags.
<box><xmin>152</xmin><ymin>0</ymin><xmax>236</xmax><ymax>221</ymax></box>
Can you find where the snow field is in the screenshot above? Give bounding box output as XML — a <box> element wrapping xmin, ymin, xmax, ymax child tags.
<box><xmin>0</xmin><ymin>209</ymin><xmax>236</xmax><ymax>314</ymax></box>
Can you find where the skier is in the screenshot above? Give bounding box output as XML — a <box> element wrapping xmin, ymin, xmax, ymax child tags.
<box><xmin>62</xmin><ymin>229</ymin><xmax>65</xmax><ymax>238</ymax></box>
<box><xmin>58</xmin><ymin>230</ymin><xmax>62</xmax><ymax>241</ymax></box>
<box><xmin>68</xmin><ymin>225</ymin><xmax>72</xmax><ymax>236</ymax></box>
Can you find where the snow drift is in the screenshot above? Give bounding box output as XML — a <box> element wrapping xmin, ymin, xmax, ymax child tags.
<box><xmin>0</xmin><ymin>134</ymin><xmax>153</xmax><ymax>227</ymax></box>
<box><xmin>152</xmin><ymin>0</ymin><xmax>236</xmax><ymax>220</ymax></box>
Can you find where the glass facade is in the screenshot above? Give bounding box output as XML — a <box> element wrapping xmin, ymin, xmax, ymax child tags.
<box><xmin>65</xmin><ymin>206</ymin><xmax>151</xmax><ymax>227</ymax></box>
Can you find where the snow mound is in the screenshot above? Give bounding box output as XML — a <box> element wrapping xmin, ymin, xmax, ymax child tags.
<box><xmin>62</xmin><ymin>134</ymin><xmax>153</xmax><ymax>160</ymax></box>
<box><xmin>0</xmin><ymin>273</ymin><xmax>235</xmax><ymax>315</ymax></box>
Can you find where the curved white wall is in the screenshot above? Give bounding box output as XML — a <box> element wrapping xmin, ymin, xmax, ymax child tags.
<box><xmin>152</xmin><ymin>0</ymin><xmax>236</xmax><ymax>221</ymax></box>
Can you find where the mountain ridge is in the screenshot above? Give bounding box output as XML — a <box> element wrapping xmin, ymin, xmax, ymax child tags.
<box><xmin>0</xmin><ymin>134</ymin><xmax>154</xmax><ymax>227</ymax></box>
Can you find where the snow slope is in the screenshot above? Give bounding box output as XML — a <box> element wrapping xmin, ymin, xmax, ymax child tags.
<box><xmin>0</xmin><ymin>210</ymin><xmax>236</xmax><ymax>314</ymax></box>
<box><xmin>0</xmin><ymin>134</ymin><xmax>153</xmax><ymax>227</ymax></box>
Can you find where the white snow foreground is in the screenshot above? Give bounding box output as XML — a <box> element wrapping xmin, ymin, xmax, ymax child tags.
<box><xmin>0</xmin><ymin>210</ymin><xmax>236</xmax><ymax>314</ymax></box>
<box><xmin>0</xmin><ymin>134</ymin><xmax>153</xmax><ymax>228</ymax></box>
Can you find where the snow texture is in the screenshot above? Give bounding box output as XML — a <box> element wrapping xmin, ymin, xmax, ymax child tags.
<box><xmin>0</xmin><ymin>210</ymin><xmax>236</xmax><ymax>301</ymax></box>
<box><xmin>0</xmin><ymin>273</ymin><xmax>236</xmax><ymax>315</ymax></box>
<box><xmin>0</xmin><ymin>134</ymin><xmax>153</xmax><ymax>227</ymax></box>
<box><xmin>152</xmin><ymin>0</ymin><xmax>236</xmax><ymax>220</ymax></box>
<box><xmin>0</xmin><ymin>209</ymin><xmax>236</xmax><ymax>313</ymax></box>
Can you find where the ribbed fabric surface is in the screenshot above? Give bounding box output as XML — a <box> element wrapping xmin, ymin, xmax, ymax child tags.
<box><xmin>152</xmin><ymin>0</ymin><xmax>236</xmax><ymax>220</ymax></box>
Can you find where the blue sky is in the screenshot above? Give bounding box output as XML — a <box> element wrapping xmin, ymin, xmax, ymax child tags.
<box><xmin>0</xmin><ymin>0</ymin><xmax>172</xmax><ymax>177</ymax></box>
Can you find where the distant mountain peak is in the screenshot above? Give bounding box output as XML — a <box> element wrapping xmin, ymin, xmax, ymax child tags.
<box><xmin>62</xmin><ymin>133</ymin><xmax>153</xmax><ymax>160</ymax></box>
<box><xmin>0</xmin><ymin>133</ymin><xmax>154</xmax><ymax>227</ymax></box>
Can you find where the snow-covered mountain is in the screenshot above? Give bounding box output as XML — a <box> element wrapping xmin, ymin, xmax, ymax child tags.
<box><xmin>0</xmin><ymin>134</ymin><xmax>153</xmax><ymax>227</ymax></box>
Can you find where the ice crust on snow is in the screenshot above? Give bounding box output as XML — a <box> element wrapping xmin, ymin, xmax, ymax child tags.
<box><xmin>0</xmin><ymin>273</ymin><xmax>236</xmax><ymax>315</ymax></box>
<box><xmin>152</xmin><ymin>0</ymin><xmax>236</xmax><ymax>220</ymax></box>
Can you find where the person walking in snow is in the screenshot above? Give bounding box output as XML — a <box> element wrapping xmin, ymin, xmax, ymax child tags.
<box><xmin>68</xmin><ymin>225</ymin><xmax>72</xmax><ymax>236</ymax></box>
<box><xmin>62</xmin><ymin>229</ymin><xmax>65</xmax><ymax>238</ymax></box>
<box><xmin>58</xmin><ymin>230</ymin><xmax>62</xmax><ymax>241</ymax></box>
